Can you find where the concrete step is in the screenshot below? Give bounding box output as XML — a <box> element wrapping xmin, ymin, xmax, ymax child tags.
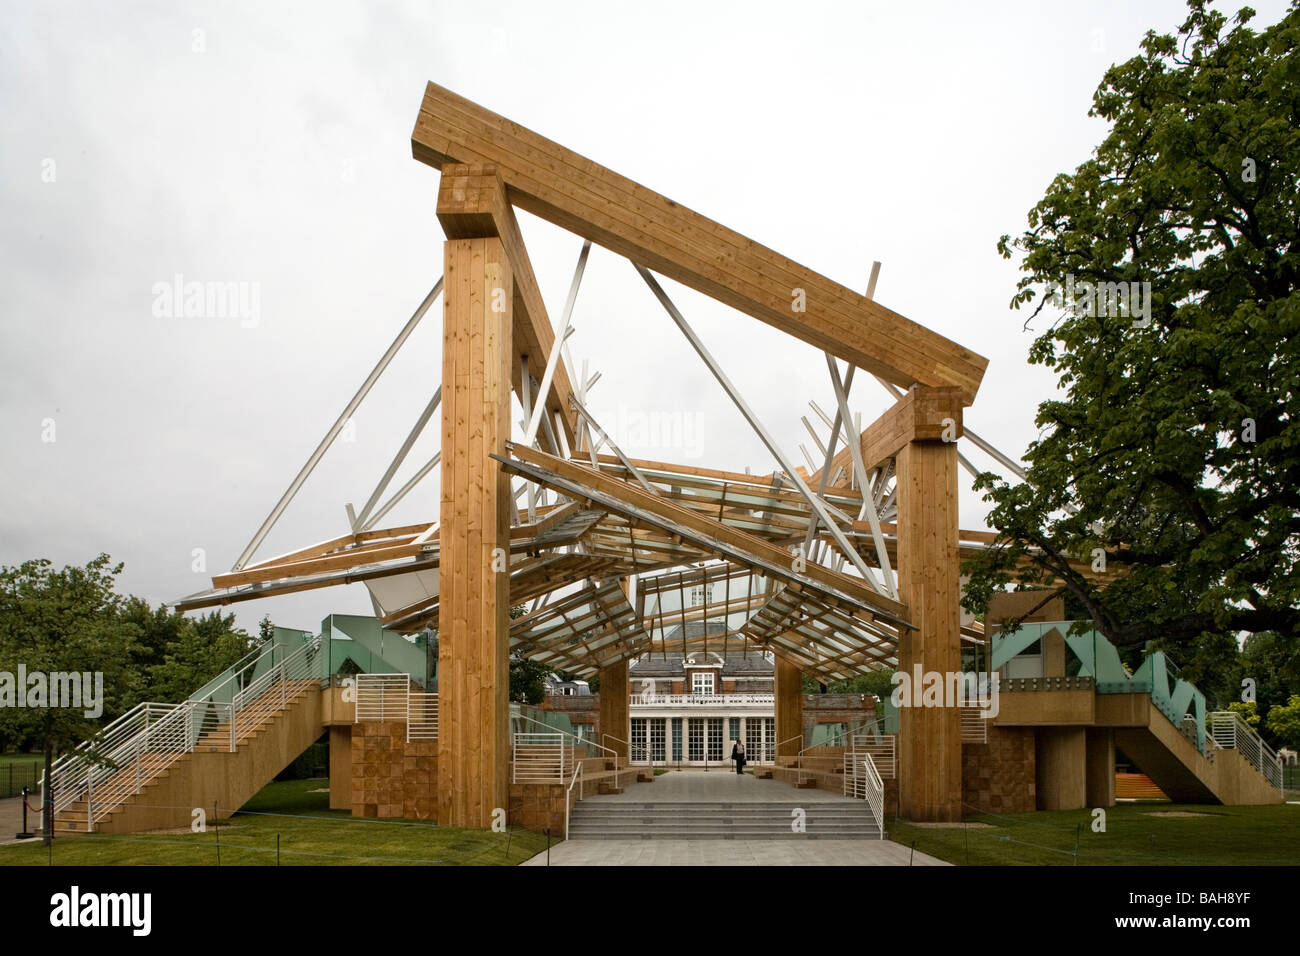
<box><xmin>569</xmin><ymin>821</ymin><xmax>880</xmax><ymax>832</ymax></box>
<box><xmin>568</xmin><ymin>798</ymin><xmax>883</xmax><ymax>839</ymax></box>
<box><xmin>574</xmin><ymin>811</ymin><xmax>868</xmax><ymax>816</ymax></box>
<box><xmin>577</xmin><ymin>806</ymin><xmax>863</xmax><ymax>811</ymax></box>
<box><xmin>567</xmin><ymin>828</ymin><xmax>885</xmax><ymax>841</ymax></box>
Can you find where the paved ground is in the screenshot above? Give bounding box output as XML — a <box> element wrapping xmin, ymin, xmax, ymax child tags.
<box><xmin>0</xmin><ymin>795</ymin><xmax>40</xmax><ymax>846</ymax></box>
<box><xmin>524</xmin><ymin>770</ymin><xmax>948</xmax><ymax>866</ymax></box>
<box><xmin>522</xmin><ymin>838</ymin><xmax>948</xmax><ymax>866</ymax></box>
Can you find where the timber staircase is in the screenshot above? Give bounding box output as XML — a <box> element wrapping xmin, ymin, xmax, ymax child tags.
<box><xmin>43</xmin><ymin>637</ymin><xmax>325</xmax><ymax>835</ymax></box>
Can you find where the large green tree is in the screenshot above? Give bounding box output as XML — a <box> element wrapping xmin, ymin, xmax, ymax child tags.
<box><xmin>117</xmin><ymin>597</ymin><xmax>259</xmax><ymax>707</ymax></box>
<box><xmin>966</xmin><ymin>2</ymin><xmax>1300</xmax><ymax>687</ymax></box>
<box><xmin>142</xmin><ymin>608</ymin><xmax>259</xmax><ymax>705</ymax></box>
<box><xmin>0</xmin><ymin>556</ymin><xmax>142</xmax><ymax>838</ymax></box>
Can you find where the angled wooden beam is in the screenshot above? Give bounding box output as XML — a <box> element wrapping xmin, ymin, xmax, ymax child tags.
<box><xmin>412</xmin><ymin>82</ymin><xmax>988</xmax><ymax>403</ymax></box>
<box><xmin>496</xmin><ymin>442</ymin><xmax>911</xmax><ymax>626</ymax></box>
<box><xmin>437</xmin><ymin>163</ymin><xmax>578</xmax><ymax>444</ymax></box>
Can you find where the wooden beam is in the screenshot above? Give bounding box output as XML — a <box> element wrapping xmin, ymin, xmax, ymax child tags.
<box><xmin>438</xmin><ymin>236</ymin><xmax>513</xmax><ymax>829</ymax></box>
<box><xmin>829</xmin><ymin>384</ymin><xmax>965</xmax><ymax>480</ymax></box>
<box><xmin>437</xmin><ymin>163</ymin><xmax>577</xmax><ymax>445</ymax></box>
<box><xmin>412</xmin><ymin>82</ymin><xmax>988</xmax><ymax>404</ymax></box>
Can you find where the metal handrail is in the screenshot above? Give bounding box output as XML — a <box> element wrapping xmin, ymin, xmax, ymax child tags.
<box><xmin>43</xmin><ymin>636</ymin><xmax>320</xmax><ymax>831</ymax></box>
<box><xmin>564</xmin><ymin>761</ymin><xmax>583</xmax><ymax>839</ymax></box>
<box><xmin>354</xmin><ymin>672</ymin><xmax>411</xmax><ymax>722</ymax></box>
<box><xmin>796</xmin><ymin>726</ymin><xmax>865</xmax><ymax>780</ymax></box>
<box><xmin>1208</xmin><ymin>711</ymin><xmax>1284</xmax><ymax>792</ymax></box>
<box><xmin>513</xmin><ymin>712</ymin><xmax>618</xmax><ymax>770</ymax></box>
<box><xmin>512</xmin><ymin>732</ymin><xmax>572</xmax><ymax>783</ymax></box>
<box><xmin>773</xmin><ymin>733</ymin><xmax>803</xmax><ymax>781</ymax></box>
<box><xmin>601</xmin><ymin>732</ymin><xmax>637</xmax><ymax>771</ymax></box>
<box><xmin>861</xmin><ymin>752</ymin><xmax>885</xmax><ymax>835</ymax></box>
<box><xmin>841</xmin><ymin>750</ymin><xmax>885</xmax><ymax>829</ymax></box>
<box><xmin>407</xmin><ymin>692</ymin><xmax>438</xmax><ymax>742</ymax></box>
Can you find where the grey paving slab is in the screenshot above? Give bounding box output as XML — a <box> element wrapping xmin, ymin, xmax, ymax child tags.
<box><xmin>525</xmin><ymin>770</ymin><xmax>947</xmax><ymax>865</ymax></box>
<box><xmin>521</xmin><ymin>838</ymin><xmax>949</xmax><ymax>866</ymax></box>
<box><xmin>0</xmin><ymin>796</ymin><xmax>38</xmax><ymax>846</ymax></box>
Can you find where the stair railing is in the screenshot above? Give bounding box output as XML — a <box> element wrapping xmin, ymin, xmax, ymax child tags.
<box><xmin>564</xmin><ymin>761</ymin><xmax>584</xmax><ymax>839</ymax></box>
<box><xmin>510</xmin><ymin>712</ymin><xmax>612</xmax><ymax>768</ymax></box>
<box><xmin>796</xmin><ymin>720</ymin><xmax>891</xmax><ymax>784</ymax></box>
<box><xmin>606</xmin><ymin>729</ymin><xmax>651</xmax><ymax>767</ymax></box>
<box><xmin>1208</xmin><ymin>711</ymin><xmax>1284</xmax><ymax>793</ymax></box>
<box><xmin>774</xmin><ymin>733</ymin><xmax>803</xmax><ymax>782</ymax></box>
<box><xmin>43</xmin><ymin>635</ymin><xmax>321</xmax><ymax>832</ymax></box>
<box><xmin>511</xmin><ymin>732</ymin><xmax>572</xmax><ymax>783</ymax></box>
<box><xmin>354</xmin><ymin>673</ymin><xmax>411</xmax><ymax>721</ymax></box>
<box><xmin>860</xmin><ymin>752</ymin><xmax>885</xmax><ymax>836</ymax></box>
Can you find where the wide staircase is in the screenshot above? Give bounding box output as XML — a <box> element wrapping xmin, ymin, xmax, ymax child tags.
<box><xmin>42</xmin><ymin>636</ymin><xmax>326</xmax><ymax>835</ymax></box>
<box><xmin>567</xmin><ymin>772</ymin><xmax>885</xmax><ymax>840</ymax></box>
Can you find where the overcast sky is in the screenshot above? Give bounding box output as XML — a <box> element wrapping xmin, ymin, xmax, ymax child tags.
<box><xmin>2</xmin><ymin>0</ymin><xmax>1289</xmax><ymax>637</ymax></box>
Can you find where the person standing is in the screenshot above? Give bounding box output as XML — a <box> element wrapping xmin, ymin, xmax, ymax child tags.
<box><xmin>731</xmin><ymin>740</ymin><xmax>746</xmax><ymax>775</ymax></box>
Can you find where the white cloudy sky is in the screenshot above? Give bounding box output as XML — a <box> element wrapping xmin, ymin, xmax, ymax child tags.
<box><xmin>1</xmin><ymin>0</ymin><xmax>1288</xmax><ymax>637</ymax></box>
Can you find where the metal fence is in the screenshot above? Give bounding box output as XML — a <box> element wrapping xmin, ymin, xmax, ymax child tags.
<box><xmin>1</xmin><ymin>760</ymin><xmax>42</xmax><ymax>798</ymax></box>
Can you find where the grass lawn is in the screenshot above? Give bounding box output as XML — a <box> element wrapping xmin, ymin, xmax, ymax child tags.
<box><xmin>888</xmin><ymin>802</ymin><xmax>1300</xmax><ymax>866</ymax></box>
<box><xmin>0</xmin><ymin>754</ymin><xmax>42</xmax><ymax>767</ymax></box>
<box><xmin>0</xmin><ymin>778</ymin><xmax>550</xmax><ymax>866</ymax></box>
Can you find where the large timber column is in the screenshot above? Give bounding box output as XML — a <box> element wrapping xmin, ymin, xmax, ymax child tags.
<box><xmin>774</xmin><ymin>656</ymin><xmax>803</xmax><ymax>758</ymax></box>
<box><xmin>438</xmin><ymin>235</ymin><xmax>512</xmax><ymax>828</ymax></box>
<box><xmin>1085</xmin><ymin>728</ymin><xmax>1116</xmax><ymax>808</ymax></box>
<box><xmin>599</xmin><ymin>659</ymin><xmax>629</xmax><ymax>764</ymax></box>
<box><xmin>895</xmin><ymin>386</ymin><xmax>964</xmax><ymax>822</ymax></box>
<box><xmin>1036</xmin><ymin>728</ymin><xmax>1087</xmax><ymax>811</ymax></box>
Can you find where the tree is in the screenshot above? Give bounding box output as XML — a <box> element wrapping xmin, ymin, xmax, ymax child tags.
<box><xmin>0</xmin><ymin>556</ymin><xmax>141</xmax><ymax>841</ymax></box>
<box><xmin>803</xmin><ymin>670</ymin><xmax>896</xmax><ymax>700</ymax></box>
<box><xmin>145</xmin><ymin>610</ymin><xmax>257</xmax><ymax>704</ymax></box>
<box><xmin>966</xmin><ymin>2</ymin><xmax>1300</xmax><ymax>678</ymax></box>
<box><xmin>509</xmin><ymin>656</ymin><xmax>551</xmax><ymax>705</ymax></box>
<box><xmin>1266</xmin><ymin>695</ymin><xmax>1300</xmax><ymax>751</ymax></box>
<box><xmin>117</xmin><ymin>600</ymin><xmax>258</xmax><ymax>708</ymax></box>
<box><xmin>1227</xmin><ymin>699</ymin><xmax>1260</xmax><ymax>728</ymax></box>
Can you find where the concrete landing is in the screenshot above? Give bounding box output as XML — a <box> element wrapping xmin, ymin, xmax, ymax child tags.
<box><xmin>522</xmin><ymin>839</ymin><xmax>948</xmax><ymax>866</ymax></box>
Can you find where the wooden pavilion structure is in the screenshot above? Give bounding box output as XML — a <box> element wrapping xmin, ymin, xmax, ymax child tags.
<box><xmin>176</xmin><ymin>82</ymin><xmax>1025</xmax><ymax>824</ymax></box>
